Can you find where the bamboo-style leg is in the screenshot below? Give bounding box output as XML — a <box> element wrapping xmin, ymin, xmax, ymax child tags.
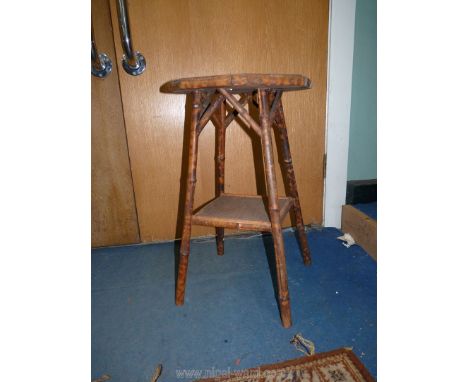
<box><xmin>176</xmin><ymin>91</ymin><xmax>202</xmax><ymax>306</ymax></box>
<box><xmin>273</xmin><ymin>98</ymin><xmax>312</xmax><ymax>266</ymax></box>
<box><xmin>259</xmin><ymin>90</ymin><xmax>292</xmax><ymax>328</ymax></box>
<box><xmin>215</xmin><ymin>99</ymin><xmax>226</xmax><ymax>256</ymax></box>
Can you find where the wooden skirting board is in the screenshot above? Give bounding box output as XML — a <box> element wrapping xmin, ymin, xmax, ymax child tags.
<box><xmin>341</xmin><ymin>205</ymin><xmax>377</xmax><ymax>260</ymax></box>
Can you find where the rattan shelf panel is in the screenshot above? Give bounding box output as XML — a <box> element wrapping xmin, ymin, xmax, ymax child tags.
<box><xmin>192</xmin><ymin>194</ymin><xmax>293</xmax><ymax>231</ymax></box>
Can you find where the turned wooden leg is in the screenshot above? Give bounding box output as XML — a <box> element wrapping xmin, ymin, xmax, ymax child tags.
<box><xmin>259</xmin><ymin>90</ymin><xmax>292</xmax><ymax>328</ymax></box>
<box><xmin>176</xmin><ymin>91</ymin><xmax>202</xmax><ymax>306</ymax></box>
<box><xmin>215</xmin><ymin>99</ymin><xmax>226</xmax><ymax>256</ymax></box>
<box><xmin>273</xmin><ymin>98</ymin><xmax>312</xmax><ymax>266</ymax></box>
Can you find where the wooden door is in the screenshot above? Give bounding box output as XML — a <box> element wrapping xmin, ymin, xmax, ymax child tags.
<box><xmin>109</xmin><ymin>0</ymin><xmax>329</xmax><ymax>242</ymax></box>
<box><xmin>92</xmin><ymin>0</ymin><xmax>140</xmax><ymax>246</ymax></box>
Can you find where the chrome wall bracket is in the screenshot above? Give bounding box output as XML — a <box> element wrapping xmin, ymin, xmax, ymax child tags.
<box><xmin>92</xmin><ymin>53</ymin><xmax>113</xmax><ymax>78</ymax></box>
<box><xmin>122</xmin><ymin>51</ymin><xmax>146</xmax><ymax>76</ymax></box>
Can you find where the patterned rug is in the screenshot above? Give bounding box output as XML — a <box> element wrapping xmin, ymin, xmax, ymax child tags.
<box><xmin>195</xmin><ymin>348</ymin><xmax>375</xmax><ymax>382</ymax></box>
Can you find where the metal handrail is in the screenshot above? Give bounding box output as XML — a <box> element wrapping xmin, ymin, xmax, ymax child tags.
<box><xmin>91</xmin><ymin>25</ymin><xmax>112</xmax><ymax>78</ymax></box>
<box><xmin>116</xmin><ymin>0</ymin><xmax>146</xmax><ymax>76</ymax></box>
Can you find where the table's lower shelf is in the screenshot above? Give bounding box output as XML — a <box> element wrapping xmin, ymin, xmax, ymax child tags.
<box><xmin>192</xmin><ymin>193</ymin><xmax>293</xmax><ymax>231</ymax></box>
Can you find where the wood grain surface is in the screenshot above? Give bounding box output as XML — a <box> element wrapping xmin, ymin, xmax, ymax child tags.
<box><xmin>91</xmin><ymin>0</ymin><xmax>140</xmax><ymax>246</ymax></box>
<box><xmin>192</xmin><ymin>194</ymin><xmax>293</xmax><ymax>231</ymax></box>
<box><xmin>109</xmin><ymin>0</ymin><xmax>329</xmax><ymax>241</ymax></box>
<box><xmin>160</xmin><ymin>73</ymin><xmax>311</xmax><ymax>93</ymax></box>
<box><xmin>341</xmin><ymin>205</ymin><xmax>377</xmax><ymax>260</ymax></box>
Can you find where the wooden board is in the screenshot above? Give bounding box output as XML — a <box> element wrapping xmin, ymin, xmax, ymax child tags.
<box><xmin>341</xmin><ymin>205</ymin><xmax>377</xmax><ymax>260</ymax></box>
<box><xmin>160</xmin><ymin>73</ymin><xmax>311</xmax><ymax>93</ymax></box>
<box><xmin>192</xmin><ymin>194</ymin><xmax>293</xmax><ymax>231</ymax></box>
<box><xmin>110</xmin><ymin>0</ymin><xmax>329</xmax><ymax>241</ymax></box>
<box><xmin>91</xmin><ymin>0</ymin><xmax>140</xmax><ymax>247</ymax></box>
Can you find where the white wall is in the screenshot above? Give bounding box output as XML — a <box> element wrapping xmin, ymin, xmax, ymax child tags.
<box><xmin>323</xmin><ymin>0</ymin><xmax>356</xmax><ymax>227</ymax></box>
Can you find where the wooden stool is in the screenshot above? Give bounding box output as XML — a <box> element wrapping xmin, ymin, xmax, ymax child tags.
<box><xmin>160</xmin><ymin>74</ymin><xmax>312</xmax><ymax>328</ymax></box>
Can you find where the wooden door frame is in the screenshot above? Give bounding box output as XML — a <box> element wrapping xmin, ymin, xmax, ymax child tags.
<box><xmin>323</xmin><ymin>0</ymin><xmax>357</xmax><ymax>228</ymax></box>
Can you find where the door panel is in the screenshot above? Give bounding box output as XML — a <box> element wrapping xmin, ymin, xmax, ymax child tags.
<box><xmin>92</xmin><ymin>0</ymin><xmax>140</xmax><ymax>246</ymax></box>
<box><xmin>110</xmin><ymin>0</ymin><xmax>329</xmax><ymax>241</ymax></box>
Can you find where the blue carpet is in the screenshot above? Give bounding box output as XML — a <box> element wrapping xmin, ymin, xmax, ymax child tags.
<box><xmin>92</xmin><ymin>228</ymin><xmax>376</xmax><ymax>381</ymax></box>
<box><xmin>353</xmin><ymin>202</ymin><xmax>377</xmax><ymax>220</ymax></box>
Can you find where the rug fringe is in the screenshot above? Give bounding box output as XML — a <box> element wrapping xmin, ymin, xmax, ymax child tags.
<box><xmin>290</xmin><ymin>333</ymin><xmax>315</xmax><ymax>355</ymax></box>
<box><xmin>92</xmin><ymin>374</ymin><xmax>111</xmax><ymax>382</ymax></box>
<box><xmin>150</xmin><ymin>364</ymin><xmax>162</xmax><ymax>382</ymax></box>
